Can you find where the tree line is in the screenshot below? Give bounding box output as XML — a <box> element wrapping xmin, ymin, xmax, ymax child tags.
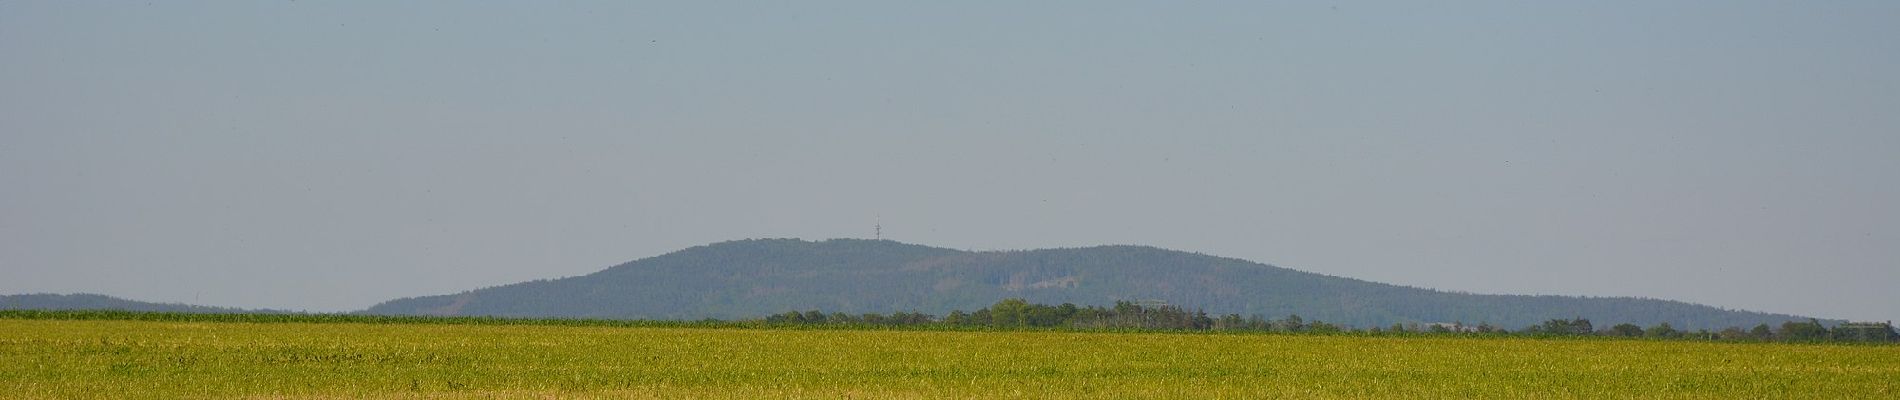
<box><xmin>1517</xmin><ymin>317</ymin><xmax>1898</xmax><ymax>342</ymax></box>
<box><xmin>766</xmin><ymin>298</ymin><xmax>1899</xmax><ymax>343</ymax></box>
<box><xmin>9</xmin><ymin>302</ymin><xmax>1893</xmax><ymax>343</ymax></box>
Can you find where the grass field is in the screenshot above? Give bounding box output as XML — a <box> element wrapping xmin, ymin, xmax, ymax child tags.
<box><xmin>2</xmin><ymin>318</ymin><xmax>1896</xmax><ymax>399</ymax></box>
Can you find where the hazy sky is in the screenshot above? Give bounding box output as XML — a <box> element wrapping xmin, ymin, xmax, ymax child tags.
<box><xmin>3</xmin><ymin>2</ymin><xmax>1895</xmax><ymax>323</ymax></box>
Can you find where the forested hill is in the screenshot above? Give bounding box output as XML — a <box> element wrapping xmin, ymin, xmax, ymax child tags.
<box><xmin>0</xmin><ymin>293</ymin><xmax>269</xmax><ymax>314</ymax></box>
<box><xmin>363</xmin><ymin>239</ymin><xmax>1822</xmax><ymax>330</ymax></box>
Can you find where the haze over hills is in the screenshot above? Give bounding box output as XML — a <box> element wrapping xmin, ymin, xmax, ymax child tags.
<box><xmin>2</xmin><ymin>239</ymin><xmax>1827</xmax><ymax>331</ymax></box>
<box><xmin>364</xmin><ymin>239</ymin><xmax>1820</xmax><ymax>331</ymax></box>
<box><xmin>0</xmin><ymin>293</ymin><xmax>278</xmax><ymax>314</ymax></box>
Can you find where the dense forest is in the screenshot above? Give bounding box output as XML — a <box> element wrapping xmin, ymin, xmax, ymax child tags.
<box><xmin>764</xmin><ymin>298</ymin><xmax>1897</xmax><ymax>343</ymax></box>
<box><xmin>4</xmin><ymin>303</ymin><xmax>1890</xmax><ymax>344</ymax></box>
<box><xmin>367</xmin><ymin>239</ymin><xmax>1827</xmax><ymax>330</ymax></box>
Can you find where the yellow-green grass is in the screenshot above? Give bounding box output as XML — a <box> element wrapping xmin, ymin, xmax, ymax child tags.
<box><xmin>2</xmin><ymin>319</ymin><xmax>1895</xmax><ymax>399</ymax></box>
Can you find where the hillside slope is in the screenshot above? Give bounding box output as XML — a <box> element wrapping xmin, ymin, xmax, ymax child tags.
<box><xmin>0</xmin><ymin>293</ymin><xmax>268</xmax><ymax>314</ymax></box>
<box><xmin>364</xmin><ymin>239</ymin><xmax>1819</xmax><ymax>330</ymax></box>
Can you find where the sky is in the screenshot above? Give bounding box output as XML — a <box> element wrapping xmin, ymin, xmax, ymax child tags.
<box><xmin>3</xmin><ymin>1</ymin><xmax>1895</xmax><ymax>323</ymax></box>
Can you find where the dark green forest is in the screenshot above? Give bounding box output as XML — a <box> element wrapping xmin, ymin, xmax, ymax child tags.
<box><xmin>4</xmin><ymin>305</ymin><xmax>1891</xmax><ymax>344</ymax></box>
<box><xmin>761</xmin><ymin>298</ymin><xmax>1896</xmax><ymax>343</ymax></box>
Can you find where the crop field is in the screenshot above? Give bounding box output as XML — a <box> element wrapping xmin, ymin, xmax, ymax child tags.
<box><xmin>2</xmin><ymin>317</ymin><xmax>1896</xmax><ymax>399</ymax></box>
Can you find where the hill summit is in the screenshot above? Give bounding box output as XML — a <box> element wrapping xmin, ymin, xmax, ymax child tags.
<box><xmin>363</xmin><ymin>239</ymin><xmax>1814</xmax><ymax>330</ymax></box>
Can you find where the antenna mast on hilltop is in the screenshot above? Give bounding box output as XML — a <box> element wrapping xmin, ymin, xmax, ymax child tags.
<box><xmin>875</xmin><ymin>215</ymin><xmax>882</xmax><ymax>240</ymax></box>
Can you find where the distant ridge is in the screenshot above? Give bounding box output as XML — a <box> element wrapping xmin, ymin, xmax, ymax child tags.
<box><xmin>0</xmin><ymin>293</ymin><xmax>278</xmax><ymax>314</ymax></box>
<box><xmin>364</xmin><ymin>239</ymin><xmax>1825</xmax><ymax>330</ymax></box>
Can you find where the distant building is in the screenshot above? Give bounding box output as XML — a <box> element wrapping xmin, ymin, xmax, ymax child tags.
<box><xmin>1424</xmin><ymin>322</ymin><xmax>1478</xmax><ymax>333</ymax></box>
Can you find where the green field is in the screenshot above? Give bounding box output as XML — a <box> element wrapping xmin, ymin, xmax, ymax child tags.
<box><xmin>3</xmin><ymin>318</ymin><xmax>1896</xmax><ymax>399</ymax></box>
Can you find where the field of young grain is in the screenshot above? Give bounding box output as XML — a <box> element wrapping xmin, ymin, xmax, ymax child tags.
<box><xmin>2</xmin><ymin>318</ymin><xmax>1895</xmax><ymax>399</ymax></box>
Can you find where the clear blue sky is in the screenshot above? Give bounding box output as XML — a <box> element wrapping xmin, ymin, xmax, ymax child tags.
<box><xmin>3</xmin><ymin>1</ymin><xmax>1895</xmax><ymax>323</ymax></box>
